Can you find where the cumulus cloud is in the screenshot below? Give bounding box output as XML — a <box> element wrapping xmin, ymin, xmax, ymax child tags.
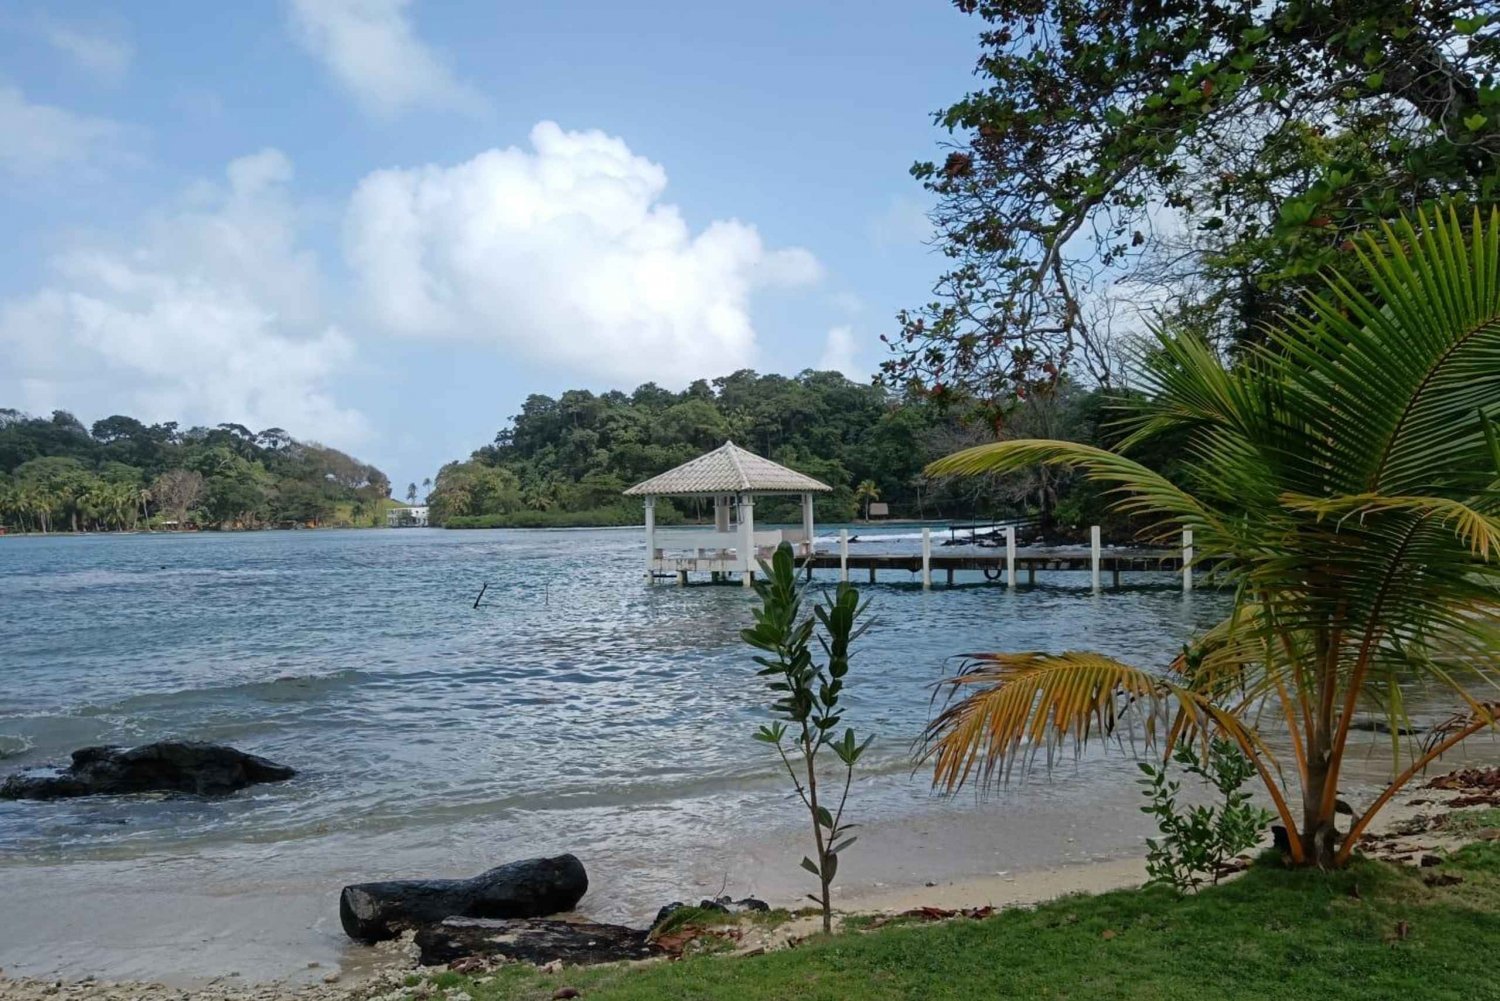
<box><xmin>817</xmin><ymin>326</ymin><xmax>863</xmax><ymax>379</ymax></box>
<box><xmin>0</xmin><ymin>150</ymin><xmax>366</xmax><ymax>445</ymax></box>
<box><xmin>40</xmin><ymin>18</ymin><xmax>134</xmax><ymax>83</ymax></box>
<box><xmin>287</xmin><ymin>0</ymin><xmax>481</xmax><ymax>118</ymax></box>
<box><xmin>344</xmin><ymin>121</ymin><xmax>822</xmax><ymax>385</ymax></box>
<box><xmin>0</xmin><ymin>84</ymin><xmax>124</xmax><ymax>176</ymax></box>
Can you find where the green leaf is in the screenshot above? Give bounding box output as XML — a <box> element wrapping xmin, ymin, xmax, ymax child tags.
<box><xmin>800</xmin><ymin>856</ymin><xmax>820</xmax><ymax>877</ymax></box>
<box><xmin>816</xmin><ymin>805</ymin><xmax>834</xmax><ymax>829</ymax></box>
<box><xmin>1465</xmin><ymin>113</ymin><xmax>1488</xmax><ymax>132</ymax></box>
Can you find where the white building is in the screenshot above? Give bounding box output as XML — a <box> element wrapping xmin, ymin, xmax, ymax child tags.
<box><xmin>624</xmin><ymin>441</ymin><xmax>831</xmax><ymax>585</ymax></box>
<box><xmin>387</xmin><ymin>504</ymin><xmax>429</xmax><ymax>527</ymax></box>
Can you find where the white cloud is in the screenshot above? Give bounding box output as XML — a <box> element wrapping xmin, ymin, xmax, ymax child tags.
<box><xmin>40</xmin><ymin>19</ymin><xmax>134</xmax><ymax>83</ymax></box>
<box><xmin>0</xmin><ymin>84</ymin><xmax>124</xmax><ymax>176</ymax></box>
<box><xmin>817</xmin><ymin>326</ymin><xmax>863</xmax><ymax>379</ymax></box>
<box><xmin>287</xmin><ymin>0</ymin><xmax>482</xmax><ymax>118</ymax></box>
<box><xmin>0</xmin><ymin>150</ymin><xmax>366</xmax><ymax>445</ymax></box>
<box><xmin>344</xmin><ymin>121</ymin><xmax>822</xmax><ymax>385</ymax></box>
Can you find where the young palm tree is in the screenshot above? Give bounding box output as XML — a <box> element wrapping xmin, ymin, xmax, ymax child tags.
<box><xmin>921</xmin><ymin>209</ymin><xmax>1500</xmax><ymax>868</ymax></box>
<box><xmin>855</xmin><ymin>479</ymin><xmax>881</xmax><ymax>520</ymax></box>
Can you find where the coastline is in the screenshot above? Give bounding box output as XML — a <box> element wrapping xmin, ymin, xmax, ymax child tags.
<box><xmin>0</xmin><ymin>775</ymin><xmax>1477</xmax><ymax>1001</ymax></box>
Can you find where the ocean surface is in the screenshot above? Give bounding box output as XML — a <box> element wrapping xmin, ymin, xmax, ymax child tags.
<box><xmin>0</xmin><ymin>526</ymin><xmax>1228</xmax><ymax>966</ymax></box>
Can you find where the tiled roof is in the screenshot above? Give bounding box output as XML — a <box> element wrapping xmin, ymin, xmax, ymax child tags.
<box><xmin>623</xmin><ymin>441</ymin><xmax>832</xmax><ymax>496</ymax></box>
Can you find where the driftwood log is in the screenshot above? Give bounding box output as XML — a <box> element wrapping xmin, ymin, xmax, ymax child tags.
<box><xmin>339</xmin><ymin>854</ymin><xmax>589</xmax><ymax>942</ymax></box>
<box><xmin>414</xmin><ymin>917</ymin><xmax>660</xmax><ymax>966</ymax></box>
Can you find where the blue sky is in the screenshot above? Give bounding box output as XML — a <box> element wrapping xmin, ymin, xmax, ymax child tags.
<box><xmin>0</xmin><ymin>0</ymin><xmax>978</xmax><ymax>490</ymax></box>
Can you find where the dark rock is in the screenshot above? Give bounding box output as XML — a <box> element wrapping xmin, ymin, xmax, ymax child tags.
<box><xmin>1419</xmin><ymin>853</ymin><xmax>1444</xmax><ymax>868</ymax></box>
<box><xmin>651</xmin><ymin>895</ymin><xmax>769</xmax><ymax>929</ymax></box>
<box><xmin>0</xmin><ymin>741</ymin><xmax>295</xmax><ymax>800</ymax></box>
<box><xmin>340</xmin><ymin>854</ymin><xmax>589</xmax><ymax>943</ymax></box>
<box><xmin>414</xmin><ymin>917</ymin><xmax>660</xmax><ymax>967</ymax></box>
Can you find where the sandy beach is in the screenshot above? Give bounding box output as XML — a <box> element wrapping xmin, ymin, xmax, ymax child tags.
<box><xmin>4</xmin><ymin>758</ymin><xmax>1488</xmax><ymax>1001</ymax></box>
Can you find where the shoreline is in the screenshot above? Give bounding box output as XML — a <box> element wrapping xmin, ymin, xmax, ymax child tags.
<box><xmin>2</xmin><ymin>775</ymin><xmax>1482</xmax><ymax>1001</ymax></box>
<box><xmin>0</xmin><ymin>771</ymin><xmax>1474</xmax><ymax>999</ymax></box>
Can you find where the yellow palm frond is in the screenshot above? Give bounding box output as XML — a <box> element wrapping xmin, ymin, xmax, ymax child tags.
<box><xmin>922</xmin><ymin>652</ymin><xmax>1164</xmax><ymax>793</ymax></box>
<box><xmin>1281</xmin><ymin>492</ymin><xmax>1500</xmax><ymax>560</ymax></box>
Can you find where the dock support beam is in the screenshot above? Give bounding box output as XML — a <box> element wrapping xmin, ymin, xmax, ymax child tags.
<box><xmin>1005</xmin><ymin>525</ymin><xmax>1016</xmax><ymax>588</ymax></box>
<box><xmin>1182</xmin><ymin>528</ymin><xmax>1194</xmax><ymax>593</ymax></box>
<box><xmin>839</xmin><ymin>529</ymin><xmax>849</xmax><ymax>582</ymax></box>
<box><xmin>643</xmin><ymin>497</ymin><xmax>656</xmax><ymax>584</ymax></box>
<box><xmin>921</xmin><ymin>528</ymin><xmax>932</xmax><ymax>589</ymax></box>
<box><xmin>1090</xmin><ymin>525</ymin><xmax>1101</xmax><ymax>592</ymax></box>
<box><xmin>739</xmin><ymin>493</ymin><xmax>755</xmax><ymax>588</ymax></box>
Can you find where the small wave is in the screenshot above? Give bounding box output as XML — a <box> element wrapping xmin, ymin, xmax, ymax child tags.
<box><xmin>0</xmin><ymin>734</ymin><xmax>34</xmax><ymax>759</ymax></box>
<box><xmin>77</xmin><ymin>668</ymin><xmax>374</xmax><ymax>716</ymax></box>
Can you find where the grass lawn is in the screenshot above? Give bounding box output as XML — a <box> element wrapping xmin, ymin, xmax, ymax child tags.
<box><xmin>416</xmin><ymin>843</ymin><xmax>1500</xmax><ymax>1001</ymax></box>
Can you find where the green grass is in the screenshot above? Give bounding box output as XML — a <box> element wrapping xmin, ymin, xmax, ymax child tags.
<box><xmin>1441</xmin><ymin>808</ymin><xmax>1500</xmax><ymax>835</ymax></box>
<box><xmin>406</xmin><ymin>847</ymin><xmax>1500</xmax><ymax>1001</ymax></box>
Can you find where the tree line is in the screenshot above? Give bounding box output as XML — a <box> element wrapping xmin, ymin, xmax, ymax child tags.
<box><xmin>430</xmin><ymin>369</ymin><xmax>1161</xmax><ymax>536</ymax></box>
<box><xmin>0</xmin><ymin>410</ymin><xmax>392</xmax><ymax>533</ymax></box>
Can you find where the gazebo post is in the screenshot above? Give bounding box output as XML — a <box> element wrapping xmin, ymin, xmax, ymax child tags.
<box><xmin>739</xmin><ymin>492</ymin><xmax>756</xmax><ymax>587</ymax></box>
<box><xmin>800</xmin><ymin>492</ymin><xmax>815</xmax><ymax>558</ymax></box>
<box><xmin>643</xmin><ymin>496</ymin><xmax>656</xmax><ymax>583</ymax></box>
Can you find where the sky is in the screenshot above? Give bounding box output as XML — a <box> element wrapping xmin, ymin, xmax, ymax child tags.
<box><xmin>0</xmin><ymin>0</ymin><xmax>981</xmax><ymax>490</ymax></box>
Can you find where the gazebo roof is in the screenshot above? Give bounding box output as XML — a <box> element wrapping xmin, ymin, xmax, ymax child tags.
<box><xmin>624</xmin><ymin>441</ymin><xmax>832</xmax><ymax>497</ymax></box>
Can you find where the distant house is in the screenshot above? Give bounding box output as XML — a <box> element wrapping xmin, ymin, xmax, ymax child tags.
<box><xmin>387</xmin><ymin>504</ymin><xmax>429</xmax><ymax>528</ymax></box>
<box><xmin>867</xmin><ymin>502</ymin><xmax>890</xmax><ymax>519</ymax></box>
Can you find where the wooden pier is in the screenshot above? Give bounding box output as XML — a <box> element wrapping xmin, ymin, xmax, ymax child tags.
<box><xmin>650</xmin><ymin>526</ymin><xmax>1201</xmax><ymax>592</ymax></box>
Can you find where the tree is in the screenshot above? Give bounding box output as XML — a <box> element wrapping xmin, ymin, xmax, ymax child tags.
<box><xmin>406</xmin><ymin>482</ymin><xmax>418</xmax><ymax>505</ymax></box>
<box><xmin>151</xmin><ymin>469</ymin><xmax>204</xmax><ymax>528</ymax></box>
<box><xmin>743</xmin><ymin>543</ymin><xmax>872</xmax><ymax>934</ymax></box>
<box><xmin>854</xmin><ymin>480</ymin><xmax>881</xmax><ymax>520</ymax></box>
<box><xmin>920</xmin><ymin>210</ymin><xmax>1500</xmax><ymax>867</ymax></box>
<box><xmin>888</xmin><ymin>0</ymin><xmax>1500</xmax><ymax>406</ymax></box>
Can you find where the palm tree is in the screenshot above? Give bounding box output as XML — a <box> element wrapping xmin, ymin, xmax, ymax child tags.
<box><xmin>406</xmin><ymin>482</ymin><xmax>418</xmax><ymax>505</ymax></box>
<box><xmin>921</xmin><ymin>209</ymin><xmax>1500</xmax><ymax>868</ymax></box>
<box><xmin>855</xmin><ymin>479</ymin><xmax>881</xmax><ymax>520</ymax></box>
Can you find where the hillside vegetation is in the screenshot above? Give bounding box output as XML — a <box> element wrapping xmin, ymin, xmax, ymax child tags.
<box><xmin>0</xmin><ymin>409</ymin><xmax>391</xmax><ymax>532</ymax></box>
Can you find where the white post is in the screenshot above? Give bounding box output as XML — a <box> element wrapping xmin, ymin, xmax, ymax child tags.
<box><xmin>739</xmin><ymin>493</ymin><xmax>756</xmax><ymax>587</ymax></box>
<box><xmin>1005</xmin><ymin>525</ymin><xmax>1016</xmax><ymax>588</ymax></box>
<box><xmin>1182</xmin><ymin>528</ymin><xmax>1194</xmax><ymax>593</ymax></box>
<box><xmin>921</xmin><ymin>527</ymin><xmax>932</xmax><ymax>590</ymax></box>
<box><xmin>800</xmin><ymin>492</ymin><xmax>815</xmax><ymax>559</ymax></box>
<box><xmin>839</xmin><ymin>528</ymin><xmax>849</xmax><ymax>582</ymax></box>
<box><xmin>643</xmin><ymin>497</ymin><xmax>656</xmax><ymax>583</ymax></box>
<box><xmin>714</xmin><ymin>495</ymin><xmax>731</xmax><ymax>533</ymax></box>
<box><xmin>1090</xmin><ymin>525</ymin><xmax>1101</xmax><ymax>592</ymax></box>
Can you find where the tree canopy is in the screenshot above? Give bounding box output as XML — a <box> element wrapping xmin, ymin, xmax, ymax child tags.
<box><xmin>886</xmin><ymin>0</ymin><xmax>1500</xmax><ymax>406</ymax></box>
<box><xmin>0</xmin><ymin>410</ymin><xmax>391</xmax><ymax>532</ymax></box>
<box><xmin>433</xmin><ymin>369</ymin><xmax>1151</xmax><ymax>535</ymax></box>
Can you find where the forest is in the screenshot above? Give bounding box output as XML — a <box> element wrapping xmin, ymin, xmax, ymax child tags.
<box><xmin>430</xmin><ymin>369</ymin><xmax>1150</xmax><ymax>535</ymax></box>
<box><xmin>0</xmin><ymin>409</ymin><xmax>392</xmax><ymax>532</ymax></box>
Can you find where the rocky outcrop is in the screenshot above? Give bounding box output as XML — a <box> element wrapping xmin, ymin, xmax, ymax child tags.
<box><xmin>0</xmin><ymin>741</ymin><xmax>295</xmax><ymax>800</ymax></box>
<box><xmin>414</xmin><ymin>916</ymin><xmax>660</xmax><ymax>967</ymax></box>
<box><xmin>652</xmin><ymin>895</ymin><xmax>770</xmax><ymax>928</ymax></box>
<box><xmin>339</xmin><ymin>854</ymin><xmax>589</xmax><ymax>943</ymax></box>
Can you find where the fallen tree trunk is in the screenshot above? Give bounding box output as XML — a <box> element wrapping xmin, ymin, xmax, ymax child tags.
<box><xmin>340</xmin><ymin>854</ymin><xmax>588</xmax><ymax>942</ymax></box>
<box><xmin>415</xmin><ymin>917</ymin><xmax>660</xmax><ymax>967</ymax></box>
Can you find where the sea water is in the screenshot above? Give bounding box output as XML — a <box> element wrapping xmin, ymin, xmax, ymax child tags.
<box><xmin>0</xmin><ymin>528</ymin><xmax>1223</xmax><ymax>926</ymax></box>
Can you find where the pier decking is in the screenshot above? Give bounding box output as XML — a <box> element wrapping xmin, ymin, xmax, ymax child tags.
<box><xmin>804</xmin><ymin>546</ymin><xmax>1187</xmax><ymax>588</ymax></box>
<box><xmin>649</xmin><ymin>526</ymin><xmax>1200</xmax><ymax>591</ymax></box>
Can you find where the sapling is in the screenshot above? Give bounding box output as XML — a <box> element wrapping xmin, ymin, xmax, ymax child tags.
<box><xmin>741</xmin><ymin>543</ymin><xmax>872</xmax><ymax>934</ymax></box>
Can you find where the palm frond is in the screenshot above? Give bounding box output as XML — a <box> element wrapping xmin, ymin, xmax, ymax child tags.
<box><xmin>1281</xmin><ymin>492</ymin><xmax>1500</xmax><ymax>560</ymax></box>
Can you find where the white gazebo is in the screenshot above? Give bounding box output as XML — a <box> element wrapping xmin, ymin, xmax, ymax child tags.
<box><xmin>624</xmin><ymin>441</ymin><xmax>832</xmax><ymax>585</ymax></box>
